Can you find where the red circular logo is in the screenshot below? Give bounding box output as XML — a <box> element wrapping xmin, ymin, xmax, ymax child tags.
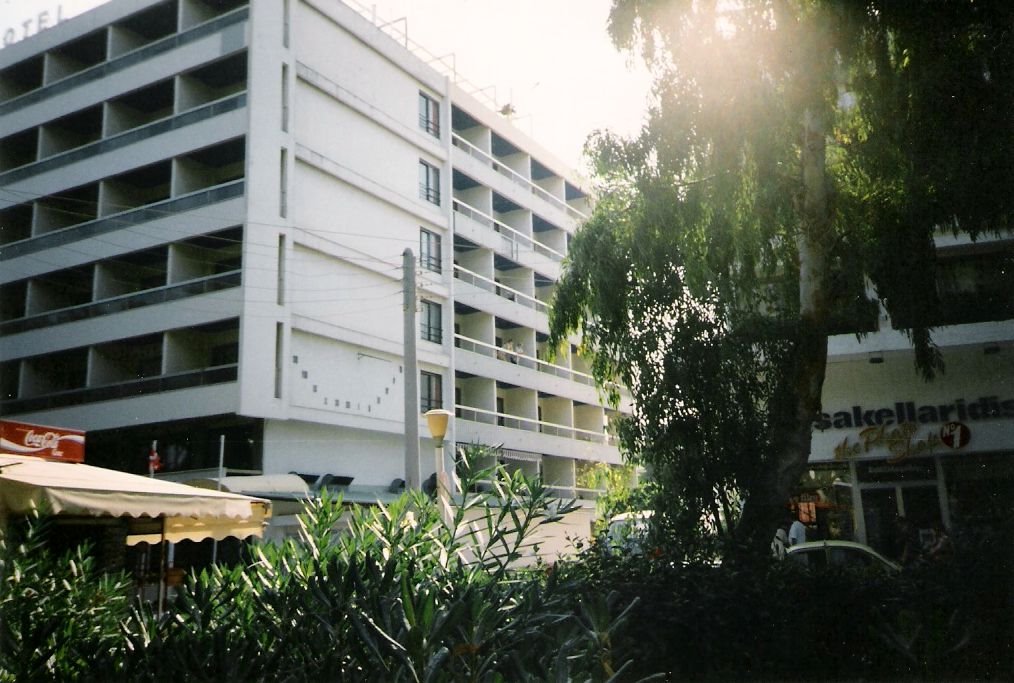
<box><xmin>939</xmin><ymin>422</ymin><xmax>970</xmax><ymax>449</ymax></box>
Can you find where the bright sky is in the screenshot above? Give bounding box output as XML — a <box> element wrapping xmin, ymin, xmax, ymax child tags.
<box><xmin>1</xmin><ymin>0</ymin><xmax>652</xmax><ymax>172</ymax></box>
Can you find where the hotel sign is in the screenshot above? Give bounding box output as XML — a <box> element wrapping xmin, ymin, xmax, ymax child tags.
<box><xmin>0</xmin><ymin>419</ymin><xmax>85</xmax><ymax>462</ymax></box>
<box><xmin>2</xmin><ymin>6</ymin><xmax>65</xmax><ymax>48</ymax></box>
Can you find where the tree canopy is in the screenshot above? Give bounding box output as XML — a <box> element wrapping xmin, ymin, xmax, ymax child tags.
<box><xmin>550</xmin><ymin>0</ymin><xmax>1014</xmax><ymax>559</ymax></box>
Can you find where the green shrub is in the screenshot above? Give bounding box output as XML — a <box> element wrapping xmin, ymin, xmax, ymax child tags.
<box><xmin>0</xmin><ymin>513</ymin><xmax>132</xmax><ymax>683</ymax></box>
<box><xmin>103</xmin><ymin>446</ymin><xmax>643</xmax><ymax>682</ymax></box>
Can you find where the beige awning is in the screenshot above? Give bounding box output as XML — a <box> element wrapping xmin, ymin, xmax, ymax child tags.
<box><xmin>0</xmin><ymin>455</ymin><xmax>270</xmax><ymax>543</ymax></box>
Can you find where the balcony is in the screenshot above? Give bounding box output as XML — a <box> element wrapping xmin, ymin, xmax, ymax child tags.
<box><xmin>0</xmin><ymin>3</ymin><xmax>249</xmax><ymax>113</ymax></box>
<box><xmin>890</xmin><ymin>248</ymin><xmax>1014</xmax><ymax>329</ymax></box>
<box><xmin>0</xmin><ymin>364</ymin><xmax>238</xmax><ymax>414</ymax></box>
<box><xmin>451</xmin><ymin>133</ymin><xmax>587</xmax><ymax>222</ymax></box>
<box><xmin>0</xmin><ymin>93</ymin><xmax>246</xmax><ymax>187</ymax></box>
<box><xmin>453</xmin><ymin>200</ymin><xmax>564</xmax><ymax>267</ymax></box>
<box><xmin>453</xmin><ymin>265</ymin><xmax>547</xmax><ymax>315</ymax></box>
<box><xmin>455</xmin><ymin>334</ymin><xmax>600</xmax><ymax>388</ymax></box>
<box><xmin>454</xmin><ymin>404</ymin><xmax>617</xmax><ymax>447</ymax></box>
<box><xmin>0</xmin><ymin>271</ymin><xmax>241</xmax><ymax>335</ymax></box>
<box><xmin>2</xmin><ymin>316</ymin><xmax>240</xmax><ymax>414</ymax></box>
<box><xmin>0</xmin><ymin>178</ymin><xmax>244</xmax><ymax>258</ymax></box>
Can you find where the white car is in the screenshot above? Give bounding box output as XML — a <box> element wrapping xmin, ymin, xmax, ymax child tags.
<box><xmin>605</xmin><ymin>511</ymin><xmax>653</xmax><ymax>555</ymax></box>
<box><xmin>786</xmin><ymin>540</ymin><xmax>901</xmax><ymax>573</ymax></box>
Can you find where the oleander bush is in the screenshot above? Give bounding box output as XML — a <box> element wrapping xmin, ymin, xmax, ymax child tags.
<box><xmin>89</xmin><ymin>446</ymin><xmax>645</xmax><ymax>682</ymax></box>
<box><xmin>0</xmin><ymin>513</ymin><xmax>133</xmax><ymax>682</ymax></box>
<box><xmin>4</xmin><ymin>454</ymin><xmax>1011</xmax><ymax>682</ymax></box>
<box><xmin>552</xmin><ymin>516</ymin><xmax>1014</xmax><ymax>682</ymax></box>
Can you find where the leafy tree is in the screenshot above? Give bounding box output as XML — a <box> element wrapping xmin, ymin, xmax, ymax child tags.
<box><xmin>550</xmin><ymin>0</ymin><xmax>1014</xmax><ymax>558</ymax></box>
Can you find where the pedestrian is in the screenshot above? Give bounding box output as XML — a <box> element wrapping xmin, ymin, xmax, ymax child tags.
<box><xmin>771</xmin><ymin>524</ymin><xmax>788</xmax><ymax>559</ymax></box>
<box><xmin>789</xmin><ymin>517</ymin><xmax>807</xmax><ymax>546</ymax></box>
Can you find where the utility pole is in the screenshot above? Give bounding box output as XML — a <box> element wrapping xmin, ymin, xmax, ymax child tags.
<box><xmin>403</xmin><ymin>248</ymin><xmax>421</xmax><ymax>489</ymax></box>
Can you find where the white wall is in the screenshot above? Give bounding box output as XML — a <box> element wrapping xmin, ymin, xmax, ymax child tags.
<box><xmin>288</xmin><ymin>329</ymin><xmax>404</xmax><ymax>423</ymax></box>
<box><xmin>262</xmin><ymin>417</ymin><xmax>406</xmax><ymax>487</ymax></box>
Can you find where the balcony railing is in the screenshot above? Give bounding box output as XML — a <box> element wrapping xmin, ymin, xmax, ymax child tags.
<box><xmin>0</xmin><ymin>271</ymin><xmax>241</xmax><ymax>335</ymax></box>
<box><xmin>546</xmin><ymin>485</ymin><xmax>608</xmax><ymax>500</ymax></box>
<box><xmin>0</xmin><ymin>7</ymin><xmax>249</xmax><ymax>114</ymax></box>
<box><xmin>1</xmin><ymin>364</ymin><xmax>238</xmax><ymax>414</ymax></box>
<box><xmin>455</xmin><ymin>334</ymin><xmax>599</xmax><ymax>387</ymax></box>
<box><xmin>0</xmin><ymin>180</ymin><xmax>245</xmax><ymax>259</ymax></box>
<box><xmin>0</xmin><ymin>93</ymin><xmax>246</xmax><ymax>186</ymax></box>
<box><xmin>453</xmin><ymin>265</ymin><xmax>547</xmax><ymax>314</ymax></box>
<box><xmin>453</xmin><ymin>200</ymin><xmax>565</xmax><ymax>264</ymax></box>
<box><xmin>454</xmin><ymin>404</ymin><xmax>618</xmax><ymax>446</ymax></box>
<box><xmin>451</xmin><ymin>134</ymin><xmax>588</xmax><ymax>221</ymax></box>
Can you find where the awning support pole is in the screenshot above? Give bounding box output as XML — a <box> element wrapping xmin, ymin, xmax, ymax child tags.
<box><xmin>157</xmin><ymin>517</ymin><xmax>167</xmax><ymax>616</ymax></box>
<box><xmin>212</xmin><ymin>434</ymin><xmax>225</xmax><ymax>564</ymax></box>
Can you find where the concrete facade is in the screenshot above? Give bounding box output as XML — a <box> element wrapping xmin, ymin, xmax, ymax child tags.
<box><xmin>0</xmin><ymin>0</ymin><xmax>630</xmax><ymax>500</ymax></box>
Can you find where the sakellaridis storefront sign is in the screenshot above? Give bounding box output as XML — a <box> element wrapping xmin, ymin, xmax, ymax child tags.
<box><xmin>815</xmin><ymin>396</ymin><xmax>1014</xmax><ymax>431</ymax></box>
<box><xmin>831</xmin><ymin>421</ymin><xmax>970</xmax><ymax>464</ymax></box>
<box><xmin>815</xmin><ymin>395</ymin><xmax>1013</xmax><ymax>464</ymax></box>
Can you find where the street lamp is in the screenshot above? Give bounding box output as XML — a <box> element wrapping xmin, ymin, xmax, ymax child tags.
<box><xmin>424</xmin><ymin>409</ymin><xmax>453</xmax><ymax>520</ymax></box>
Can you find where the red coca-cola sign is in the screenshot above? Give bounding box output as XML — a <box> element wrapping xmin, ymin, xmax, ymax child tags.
<box><xmin>0</xmin><ymin>420</ymin><xmax>85</xmax><ymax>463</ymax></box>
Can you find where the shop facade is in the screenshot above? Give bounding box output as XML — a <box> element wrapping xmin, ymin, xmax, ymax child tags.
<box><xmin>1</xmin><ymin>419</ymin><xmax>270</xmax><ymax>608</ymax></box>
<box><xmin>801</xmin><ymin>344</ymin><xmax>1014</xmax><ymax>560</ymax></box>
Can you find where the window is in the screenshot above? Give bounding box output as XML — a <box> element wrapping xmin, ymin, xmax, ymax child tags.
<box><xmin>281</xmin><ymin>64</ymin><xmax>289</xmax><ymax>131</ymax></box>
<box><xmin>419</xmin><ymin>160</ymin><xmax>440</xmax><ymax>205</ymax></box>
<box><xmin>279</xmin><ymin>148</ymin><xmax>288</xmax><ymax>218</ymax></box>
<box><xmin>420</xmin><ymin>300</ymin><xmax>442</xmax><ymax>343</ymax></box>
<box><xmin>274</xmin><ymin>322</ymin><xmax>284</xmax><ymax>399</ymax></box>
<box><xmin>419</xmin><ymin>91</ymin><xmax>440</xmax><ymax>137</ymax></box>
<box><xmin>421</xmin><ymin>370</ymin><xmax>442</xmax><ymax>412</ymax></box>
<box><xmin>419</xmin><ymin>228</ymin><xmax>442</xmax><ymax>273</ymax></box>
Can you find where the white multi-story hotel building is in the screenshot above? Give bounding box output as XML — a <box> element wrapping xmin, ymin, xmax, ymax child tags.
<box><xmin>0</xmin><ymin>0</ymin><xmax>629</xmax><ymax>501</ymax></box>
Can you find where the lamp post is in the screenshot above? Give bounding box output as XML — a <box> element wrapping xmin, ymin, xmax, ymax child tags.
<box><xmin>424</xmin><ymin>409</ymin><xmax>453</xmax><ymax>521</ymax></box>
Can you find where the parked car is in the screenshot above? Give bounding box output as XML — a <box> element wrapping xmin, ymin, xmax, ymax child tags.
<box><xmin>605</xmin><ymin>511</ymin><xmax>654</xmax><ymax>555</ymax></box>
<box><xmin>786</xmin><ymin>540</ymin><xmax>901</xmax><ymax>573</ymax></box>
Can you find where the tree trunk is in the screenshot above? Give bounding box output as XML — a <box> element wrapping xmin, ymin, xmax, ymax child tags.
<box><xmin>735</xmin><ymin>107</ymin><xmax>831</xmax><ymax>557</ymax></box>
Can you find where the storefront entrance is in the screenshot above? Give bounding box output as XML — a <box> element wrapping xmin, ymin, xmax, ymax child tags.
<box><xmin>860</xmin><ymin>484</ymin><xmax>943</xmax><ymax>558</ymax></box>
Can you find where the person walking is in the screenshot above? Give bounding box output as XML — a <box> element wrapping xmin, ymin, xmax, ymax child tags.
<box><xmin>789</xmin><ymin>517</ymin><xmax>807</xmax><ymax>546</ymax></box>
